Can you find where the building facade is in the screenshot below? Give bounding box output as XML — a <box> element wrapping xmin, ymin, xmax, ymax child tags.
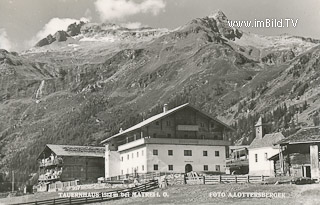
<box><xmin>101</xmin><ymin>103</ymin><xmax>233</xmax><ymax>178</ymax></box>
<box><xmin>37</xmin><ymin>144</ymin><xmax>105</xmax><ymax>185</ymax></box>
<box><xmin>273</xmin><ymin>127</ymin><xmax>320</xmax><ymax>179</ymax></box>
<box><xmin>248</xmin><ymin>117</ymin><xmax>285</xmax><ymax>176</ymax></box>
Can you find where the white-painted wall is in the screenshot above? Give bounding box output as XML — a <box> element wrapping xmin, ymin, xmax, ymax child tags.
<box><xmin>249</xmin><ymin>147</ymin><xmax>279</xmax><ymax>176</ymax></box>
<box><xmin>111</xmin><ymin>144</ymin><xmax>227</xmax><ymax>177</ymax></box>
<box><xmin>146</xmin><ymin>144</ymin><xmax>226</xmax><ymax>173</ymax></box>
<box><xmin>105</xmin><ymin>145</ymin><xmax>121</xmax><ymax>178</ymax></box>
<box><xmin>119</xmin><ymin>146</ymin><xmax>148</xmax><ymax>175</ymax></box>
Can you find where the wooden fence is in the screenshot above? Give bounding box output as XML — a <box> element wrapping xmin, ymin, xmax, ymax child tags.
<box><xmin>188</xmin><ymin>175</ymin><xmax>270</xmax><ymax>184</ymax></box>
<box><xmin>105</xmin><ymin>172</ymin><xmax>161</xmax><ymax>182</ymax></box>
<box><xmin>11</xmin><ymin>180</ymin><xmax>159</xmax><ymax>205</ymax></box>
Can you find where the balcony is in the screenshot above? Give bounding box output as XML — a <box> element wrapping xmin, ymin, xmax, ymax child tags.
<box><xmin>39</xmin><ymin>158</ymin><xmax>63</xmax><ymax>168</ymax></box>
<box><xmin>38</xmin><ymin>172</ymin><xmax>61</xmax><ymax>181</ymax></box>
<box><xmin>118</xmin><ymin>137</ymin><xmax>230</xmax><ymax>151</ymax></box>
<box><xmin>176</xmin><ymin>125</ymin><xmax>199</xmax><ymax>131</ymax></box>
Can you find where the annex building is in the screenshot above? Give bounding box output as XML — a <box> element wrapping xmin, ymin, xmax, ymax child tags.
<box><xmin>37</xmin><ymin>144</ymin><xmax>105</xmax><ymax>185</ymax></box>
<box><xmin>101</xmin><ymin>103</ymin><xmax>233</xmax><ymax>178</ymax></box>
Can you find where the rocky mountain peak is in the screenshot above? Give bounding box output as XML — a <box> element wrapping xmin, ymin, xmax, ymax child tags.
<box><xmin>208</xmin><ymin>9</ymin><xmax>228</xmax><ymax>21</ymax></box>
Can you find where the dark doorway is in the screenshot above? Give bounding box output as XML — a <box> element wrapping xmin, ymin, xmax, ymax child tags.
<box><xmin>306</xmin><ymin>166</ymin><xmax>311</xmax><ymax>178</ymax></box>
<box><xmin>185</xmin><ymin>164</ymin><xmax>193</xmax><ymax>173</ymax></box>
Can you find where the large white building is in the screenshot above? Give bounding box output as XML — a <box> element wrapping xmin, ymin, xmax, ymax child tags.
<box><xmin>101</xmin><ymin>103</ymin><xmax>233</xmax><ymax>178</ymax></box>
<box><xmin>248</xmin><ymin>117</ymin><xmax>285</xmax><ymax>176</ymax></box>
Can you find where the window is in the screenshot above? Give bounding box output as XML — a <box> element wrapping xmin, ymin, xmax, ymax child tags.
<box><xmin>153</xmin><ymin>149</ymin><xmax>158</xmax><ymax>155</ymax></box>
<box><xmin>201</xmin><ymin>135</ymin><xmax>205</xmax><ymax>139</ymax></box>
<box><xmin>137</xmin><ymin>152</ymin><xmax>139</xmax><ymax>158</ymax></box>
<box><xmin>167</xmin><ymin>133</ymin><xmax>171</xmax><ymax>138</ymax></box>
<box><xmin>168</xmin><ymin>165</ymin><xmax>173</xmax><ymax>171</ymax></box>
<box><xmin>168</xmin><ymin>150</ymin><xmax>173</xmax><ymax>156</ymax></box>
<box><xmin>127</xmin><ymin>154</ymin><xmax>129</xmax><ymax>160</ymax></box>
<box><xmin>264</xmin><ymin>153</ymin><xmax>268</xmax><ymax>160</ymax></box>
<box><xmin>204</xmin><ymin>165</ymin><xmax>208</xmax><ymax>171</ymax></box>
<box><xmin>215</xmin><ymin>165</ymin><xmax>220</xmax><ymax>172</ymax></box>
<box><xmin>200</xmin><ymin>122</ymin><xmax>205</xmax><ymax>127</ymax></box>
<box><xmin>153</xmin><ymin>133</ymin><xmax>157</xmax><ymax>138</ymax></box>
<box><xmin>211</xmin><ymin>123</ymin><xmax>215</xmax><ymax>128</ymax></box>
<box><xmin>203</xmin><ymin>151</ymin><xmax>208</xmax><ymax>156</ymax></box>
<box><xmin>154</xmin><ymin>164</ymin><xmax>158</xmax><ymax>171</ymax></box>
<box><xmin>184</xmin><ymin>150</ymin><xmax>192</xmax><ymax>156</ymax></box>
<box><xmin>156</xmin><ymin>121</ymin><xmax>159</xmax><ymax>125</ymax></box>
<box><xmin>166</xmin><ymin>121</ymin><xmax>171</xmax><ymax>126</ymax></box>
<box><xmin>255</xmin><ymin>154</ymin><xmax>258</xmax><ymax>162</ymax></box>
<box><xmin>215</xmin><ymin>151</ymin><xmax>220</xmax><ymax>157</ymax></box>
<box><xmin>142</xmin><ymin>165</ymin><xmax>144</xmax><ymax>171</ymax></box>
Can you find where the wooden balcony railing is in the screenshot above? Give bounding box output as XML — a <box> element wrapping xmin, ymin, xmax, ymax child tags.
<box><xmin>39</xmin><ymin>158</ymin><xmax>63</xmax><ymax>167</ymax></box>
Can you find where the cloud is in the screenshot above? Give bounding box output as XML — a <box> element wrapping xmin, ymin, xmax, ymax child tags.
<box><xmin>85</xmin><ymin>8</ymin><xmax>93</xmax><ymax>22</ymax></box>
<box><xmin>0</xmin><ymin>29</ymin><xmax>13</xmax><ymax>51</ymax></box>
<box><xmin>94</xmin><ymin>0</ymin><xmax>166</xmax><ymax>21</ymax></box>
<box><xmin>120</xmin><ymin>22</ymin><xmax>146</xmax><ymax>29</ymax></box>
<box><xmin>27</xmin><ymin>17</ymin><xmax>90</xmax><ymax>47</ymax></box>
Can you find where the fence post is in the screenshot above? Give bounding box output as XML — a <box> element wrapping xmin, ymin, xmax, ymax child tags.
<box><xmin>203</xmin><ymin>176</ymin><xmax>205</xmax><ymax>184</ymax></box>
<box><xmin>69</xmin><ymin>197</ymin><xmax>71</xmax><ymax>205</ymax></box>
<box><xmin>247</xmin><ymin>175</ymin><xmax>250</xmax><ymax>183</ymax></box>
<box><xmin>261</xmin><ymin>175</ymin><xmax>264</xmax><ymax>182</ymax></box>
<box><xmin>145</xmin><ymin>183</ymin><xmax>147</xmax><ymax>191</ymax></box>
<box><xmin>235</xmin><ymin>176</ymin><xmax>237</xmax><ymax>184</ymax></box>
<box><xmin>53</xmin><ymin>198</ymin><xmax>55</xmax><ymax>205</ymax></box>
<box><xmin>219</xmin><ymin>175</ymin><xmax>222</xmax><ymax>184</ymax></box>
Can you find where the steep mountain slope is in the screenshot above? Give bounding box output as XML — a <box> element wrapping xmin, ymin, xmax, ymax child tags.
<box><xmin>0</xmin><ymin>10</ymin><xmax>319</xmax><ymax>185</ymax></box>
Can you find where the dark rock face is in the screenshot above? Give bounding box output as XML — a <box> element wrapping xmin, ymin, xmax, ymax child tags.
<box><xmin>54</xmin><ymin>30</ymin><xmax>69</xmax><ymax>42</ymax></box>
<box><xmin>35</xmin><ymin>21</ymin><xmax>84</xmax><ymax>47</ymax></box>
<box><xmin>261</xmin><ymin>50</ymin><xmax>295</xmax><ymax>65</ymax></box>
<box><xmin>35</xmin><ymin>34</ymin><xmax>56</xmax><ymax>47</ymax></box>
<box><xmin>67</xmin><ymin>21</ymin><xmax>84</xmax><ymax>36</ymax></box>
<box><xmin>35</xmin><ymin>38</ymin><xmax>50</xmax><ymax>47</ymax></box>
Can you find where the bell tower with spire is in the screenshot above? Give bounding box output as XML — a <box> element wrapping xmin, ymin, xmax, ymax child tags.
<box><xmin>255</xmin><ymin>117</ymin><xmax>264</xmax><ymax>139</ymax></box>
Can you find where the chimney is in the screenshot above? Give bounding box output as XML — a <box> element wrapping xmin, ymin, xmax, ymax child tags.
<box><xmin>163</xmin><ymin>104</ymin><xmax>168</xmax><ymax>113</ymax></box>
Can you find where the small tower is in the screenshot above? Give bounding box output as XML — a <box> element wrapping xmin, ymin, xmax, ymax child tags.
<box><xmin>255</xmin><ymin>117</ymin><xmax>264</xmax><ymax>139</ymax></box>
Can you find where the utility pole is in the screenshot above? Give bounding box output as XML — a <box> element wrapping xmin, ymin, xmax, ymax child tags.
<box><xmin>12</xmin><ymin>171</ymin><xmax>14</xmax><ymax>192</ymax></box>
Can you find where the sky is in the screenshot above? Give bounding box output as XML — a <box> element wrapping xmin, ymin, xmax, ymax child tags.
<box><xmin>0</xmin><ymin>0</ymin><xmax>319</xmax><ymax>51</ymax></box>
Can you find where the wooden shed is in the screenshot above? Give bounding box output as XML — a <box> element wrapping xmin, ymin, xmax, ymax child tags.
<box><xmin>37</xmin><ymin>144</ymin><xmax>105</xmax><ymax>184</ymax></box>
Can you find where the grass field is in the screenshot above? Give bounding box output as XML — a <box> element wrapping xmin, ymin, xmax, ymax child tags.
<box><xmin>91</xmin><ymin>183</ymin><xmax>320</xmax><ymax>205</ymax></box>
<box><xmin>0</xmin><ymin>187</ymin><xmax>120</xmax><ymax>205</ymax></box>
<box><xmin>1</xmin><ymin>183</ymin><xmax>320</xmax><ymax>205</ymax></box>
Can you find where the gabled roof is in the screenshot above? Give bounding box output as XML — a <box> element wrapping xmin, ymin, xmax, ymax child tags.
<box><xmin>101</xmin><ymin>103</ymin><xmax>234</xmax><ymax>144</ymax></box>
<box><xmin>249</xmin><ymin>132</ymin><xmax>285</xmax><ymax>149</ymax></box>
<box><xmin>38</xmin><ymin>144</ymin><xmax>105</xmax><ymax>159</ymax></box>
<box><xmin>277</xmin><ymin>127</ymin><xmax>320</xmax><ymax>145</ymax></box>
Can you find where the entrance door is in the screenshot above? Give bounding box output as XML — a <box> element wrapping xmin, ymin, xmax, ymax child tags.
<box><xmin>302</xmin><ymin>166</ymin><xmax>311</xmax><ymax>178</ymax></box>
<box><xmin>185</xmin><ymin>164</ymin><xmax>193</xmax><ymax>173</ymax></box>
<box><xmin>306</xmin><ymin>166</ymin><xmax>311</xmax><ymax>178</ymax></box>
